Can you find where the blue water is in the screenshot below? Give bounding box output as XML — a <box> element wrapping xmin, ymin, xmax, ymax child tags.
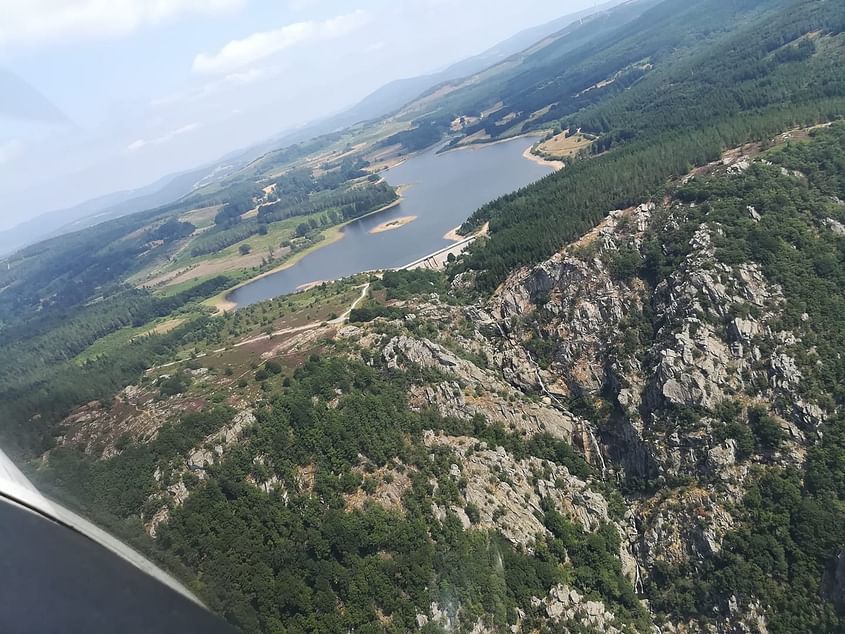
<box><xmin>228</xmin><ymin>136</ymin><xmax>552</xmax><ymax>306</ymax></box>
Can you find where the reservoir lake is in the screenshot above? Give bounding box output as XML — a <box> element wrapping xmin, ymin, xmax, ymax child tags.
<box><xmin>228</xmin><ymin>136</ymin><xmax>553</xmax><ymax>307</ymax></box>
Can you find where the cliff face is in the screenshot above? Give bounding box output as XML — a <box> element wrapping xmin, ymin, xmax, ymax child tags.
<box><xmin>329</xmin><ymin>140</ymin><xmax>842</xmax><ymax>631</ymax></box>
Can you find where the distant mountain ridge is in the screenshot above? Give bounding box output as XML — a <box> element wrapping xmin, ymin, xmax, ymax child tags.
<box><xmin>334</xmin><ymin>1</ymin><xmax>626</xmax><ymax>128</ymax></box>
<box><xmin>223</xmin><ymin>2</ymin><xmax>626</xmax><ymax>166</ymax></box>
<box><xmin>0</xmin><ymin>165</ymin><xmax>211</xmax><ymax>257</ymax></box>
<box><xmin>0</xmin><ymin>2</ymin><xmax>622</xmax><ymax>257</ymax></box>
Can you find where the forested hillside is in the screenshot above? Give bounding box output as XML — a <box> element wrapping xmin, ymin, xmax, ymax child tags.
<box><xmin>3</xmin><ymin>0</ymin><xmax>845</xmax><ymax>632</ymax></box>
<box><xmin>0</xmin><ymin>152</ymin><xmax>397</xmax><ymax>455</ymax></box>
<box><xmin>36</xmin><ymin>122</ymin><xmax>845</xmax><ymax>632</ymax></box>
<box><xmin>456</xmin><ymin>0</ymin><xmax>845</xmax><ymax>291</ymax></box>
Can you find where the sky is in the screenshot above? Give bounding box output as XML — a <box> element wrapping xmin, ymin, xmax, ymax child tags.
<box><xmin>0</xmin><ymin>0</ymin><xmax>598</xmax><ymax>231</ymax></box>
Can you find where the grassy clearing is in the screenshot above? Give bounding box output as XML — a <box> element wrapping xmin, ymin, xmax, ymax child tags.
<box><xmin>73</xmin><ymin>316</ymin><xmax>197</xmax><ymax>365</ymax></box>
<box><xmin>537</xmin><ymin>130</ymin><xmax>594</xmax><ymax>158</ymax></box>
<box><xmin>179</xmin><ymin>205</ymin><xmax>223</xmax><ymax>230</ymax></box>
<box><xmin>149</xmin><ymin>317</ymin><xmax>188</xmax><ymax>335</ymax></box>
<box><xmin>170</xmin><ymin>214</ymin><xmax>306</xmax><ymax>269</ymax></box>
<box><xmin>241</xmin><ymin>119</ymin><xmax>410</xmax><ymax>182</ymax></box>
<box><xmin>73</xmin><ymin>325</ymin><xmax>150</xmax><ymax>365</ymax></box>
<box><xmin>155</xmin><ymin>274</ymin><xmax>235</xmax><ymax>298</ymax></box>
<box><xmin>141</xmin><ymin>211</ymin><xmax>333</xmax><ymax>299</ymax></box>
<box><xmin>148</xmin><ymin>218</ymin><xmax>347</xmax><ymax>307</ymax></box>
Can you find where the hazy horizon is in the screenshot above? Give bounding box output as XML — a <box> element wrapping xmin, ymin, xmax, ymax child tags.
<box><xmin>0</xmin><ymin>0</ymin><xmax>602</xmax><ymax>232</ymax></box>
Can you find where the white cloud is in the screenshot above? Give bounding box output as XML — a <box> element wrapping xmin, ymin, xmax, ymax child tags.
<box><xmin>225</xmin><ymin>68</ymin><xmax>266</xmax><ymax>84</ymax></box>
<box><xmin>0</xmin><ymin>139</ymin><xmax>23</xmax><ymax>164</ymax></box>
<box><xmin>127</xmin><ymin>122</ymin><xmax>200</xmax><ymax>152</ymax></box>
<box><xmin>0</xmin><ymin>0</ymin><xmax>246</xmax><ymax>47</ymax></box>
<box><xmin>193</xmin><ymin>10</ymin><xmax>368</xmax><ymax>75</ymax></box>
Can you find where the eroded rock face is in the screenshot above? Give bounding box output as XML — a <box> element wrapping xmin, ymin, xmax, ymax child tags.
<box><xmin>491</xmin><ymin>248</ymin><xmax>644</xmax><ymax>397</ymax></box>
<box><xmin>631</xmin><ymin>488</ymin><xmax>735</xmax><ymax>575</ymax></box>
<box><xmin>646</xmin><ymin>227</ymin><xmax>779</xmax><ymax>413</ymax></box>
<box><xmin>425</xmin><ymin>433</ymin><xmax>609</xmax><ymax>548</ymax></box>
<box><xmin>57</xmin><ymin>385</ymin><xmax>208</xmax><ymax>459</ymax></box>
<box><xmin>188</xmin><ymin>408</ymin><xmax>256</xmax><ymax>469</ymax></box>
<box><xmin>483</xmin><ymin>199</ymin><xmax>824</xmax><ymax>487</ymax></box>
<box><xmin>247</xmin><ymin>457</ymin><xmax>284</xmax><ymax>496</ymax></box>
<box><xmin>541</xmin><ymin>585</ymin><xmax>624</xmax><ymax>634</ymax></box>
<box><xmin>147</xmin><ymin>475</ymin><xmax>190</xmax><ymax>539</ymax></box>
<box><xmin>385</xmin><ymin>335</ymin><xmax>504</xmax><ymax>391</ymax></box>
<box><xmin>386</xmin><ymin>334</ymin><xmax>576</xmax><ymax>441</ymax></box>
<box><xmin>408</xmin><ymin>381</ymin><xmax>575</xmax><ymax>441</ymax></box>
<box><xmin>401</xmin><ymin>187</ymin><xmax>830</xmax><ymax>629</ymax></box>
<box><xmin>823</xmin><ymin>217</ymin><xmax>845</xmax><ymax>236</ymax></box>
<box><xmin>345</xmin><ymin>464</ymin><xmax>412</xmax><ymax>514</ymax></box>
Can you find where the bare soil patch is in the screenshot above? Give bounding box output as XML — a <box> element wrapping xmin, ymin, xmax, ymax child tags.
<box><xmin>443</xmin><ymin>225</ymin><xmax>464</xmax><ymax>242</ymax></box>
<box><xmin>147</xmin><ymin>318</ymin><xmax>187</xmax><ymax>336</ymax></box>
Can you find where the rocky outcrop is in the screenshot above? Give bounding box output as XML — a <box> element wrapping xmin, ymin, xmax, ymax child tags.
<box><xmin>408</xmin><ymin>381</ymin><xmax>575</xmax><ymax>441</ymax></box>
<box><xmin>384</xmin><ymin>335</ymin><xmax>503</xmax><ymax>390</ymax></box>
<box><xmin>823</xmin><ymin>217</ymin><xmax>845</xmax><ymax>235</ymax></box>
<box><xmin>346</xmin><ymin>464</ymin><xmax>413</xmax><ymax>514</ymax></box>
<box><xmin>425</xmin><ymin>433</ymin><xmax>609</xmax><ymax>547</ymax></box>
<box><xmin>147</xmin><ymin>472</ymin><xmax>190</xmax><ymax>538</ymax></box>
<box><xmin>630</xmin><ymin>488</ymin><xmax>734</xmax><ymax>577</ymax></box>
<box><xmin>188</xmin><ymin>408</ymin><xmax>255</xmax><ymax>469</ymax></box>
<box><xmin>540</xmin><ymin>585</ymin><xmax>624</xmax><ymax>633</ymax></box>
<box><xmin>337</xmin><ymin>153</ymin><xmax>836</xmax><ymax>631</ymax></box>
<box><xmin>646</xmin><ymin>227</ymin><xmax>780</xmax><ymax>412</ymax></box>
<box><xmin>58</xmin><ymin>384</ymin><xmax>208</xmax><ymax>459</ymax></box>
<box><xmin>386</xmin><ymin>335</ymin><xmax>576</xmax><ymax>441</ymax></box>
<box><xmin>490</xmin><ymin>245</ymin><xmax>645</xmax><ymax>397</ymax></box>
<box><xmin>246</xmin><ymin>455</ymin><xmax>284</xmax><ymax>495</ymax></box>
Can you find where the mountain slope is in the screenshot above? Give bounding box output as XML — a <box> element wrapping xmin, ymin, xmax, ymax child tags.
<box><xmin>457</xmin><ymin>0</ymin><xmax>845</xmax><ymax>289</ymax></box>
<box><xmin>38</xmin><ymin>122</ymin><xmax>845</xmax><ymax>633</ymax></box>
<box><xmin>391</xmin><ymin>0</ymin><xmax>661</xmax><ymax>125</ymax></box>
<box><xmin>336</xmin><ymin>0</ymin><xmax>629</xmax><ymax>127</ymax></box>
<box><xmin>0</xmin><ymin>165</ymin><xmax>215</xmax><ymax>256</ymax></box>
<box><xmin>6</xmin><ymin>0</ymin><xmax>845</xmax><ymax>632</ymax></box>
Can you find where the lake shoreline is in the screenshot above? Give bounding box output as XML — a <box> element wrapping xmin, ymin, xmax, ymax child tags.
<box><xmin>225</xmin><ymin>136</ymin><xmax>548</xmax><ymax>308</ymax></box>
<box><xmin>405</xmin><ymin>221</ymin><xmax>489</xmax><ymax>271</ymax></box>
<box><xmin>439</xmin><ymin>130</ymin><xmax>546</xmax><ymax>154</ymax></box>
<box><xmin>163</xmin><ymin>187</ymin><xmax>411</xmax><ymax>293</ymax></box>
<box><xmin>443</xmin><ymin>225</ymin><xmax>464</xmax><ymax>241</ymax></box>
<box><xmin>442</xmin><ymin>131</ymin><xmax>565</xmax><ymax>172</ymax></box>
<box><xmin>207</xmin><ymin>196</ymin><xmax>404</xmax><ymax>313</ymax></box>
<box><xmin>522</xmin><ymin>145</ymin><xmax>565</xmax><ymax>171</ymax></box>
